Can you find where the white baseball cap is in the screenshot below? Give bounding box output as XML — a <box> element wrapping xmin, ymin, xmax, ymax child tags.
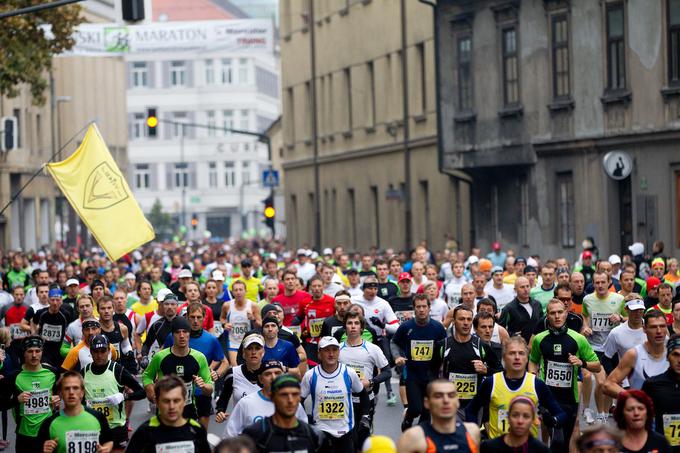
<box><xmin>212</xmin><ymin>270</ymin><xmax>225</xmax><ymax>281</ymax></box>
<box><xmin>66</xmin><ymin>278</ymin><xmax>80</xmax><ymax>287</ymax></box>
<box><xmin>296</xmin><ymin>248</ymin><xmax>306</xmax><ymax>256</ymax></box>
<box><xmin>625</xmin><ymin>299</ymin><xmax>645</xmax><ymax>311</ymax></box>
<box><xmin>628</xmin><ymin>242</ymin><xmax>644</xmax><ymax>256</ymax></box>
<box><xmin>157</xmin><ymin>288</ymin><xmax>174</xmax><ymax>302</ymax></box>
<box><xmin>124</xmin><ymin>272</ymin><xmax>136</xmax><ymax>280</ymax></box>
<box><xmin>178</xmin><ymin>269</ymin><xmax>192</xmax><ymax>279</ymax></box>
<box><xmin>466</xmin><ymin>256</ymin><xmax>479</xmax><ymax>266</ymax></box>
<box><xmin>318</xmin><ymin>336</ymin><xmax>340</xmax><ymax>349</ymax></box>
<box><xmin>323</xmin><ymin>248</ymin><xmax>333</xmax><ymax>256</ymax></box>
<box><xmin>243</xmin><ymin>334</ymin><xmax>265</xmax><ymax>348</ymax></box>
<box><xmin>608</xmin><ymin>254</ymin><xmax>622</xmax><ymax>265</ymax></box>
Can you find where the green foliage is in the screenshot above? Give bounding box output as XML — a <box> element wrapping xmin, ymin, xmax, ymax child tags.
<box><xmin>147</xmin><ymin>199</ymin><xmax>174</xmax><ymax>236</ymax></box>
<box><xmin>0</xmin><ymin>1</ymin><xmax>84</xmax><ymax>105</ymax></box>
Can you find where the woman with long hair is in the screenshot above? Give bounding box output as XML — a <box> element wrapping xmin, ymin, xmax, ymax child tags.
<box><xmin>613</xmin><ymin>389</ymin><xmax>670</xmax><ymax>453</ymax></box>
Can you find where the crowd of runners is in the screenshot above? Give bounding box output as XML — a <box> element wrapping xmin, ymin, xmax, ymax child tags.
<box><xmin>0</xmin><ymin>238</ymin><xmax>677</xmax><ymax>452</ymax></box>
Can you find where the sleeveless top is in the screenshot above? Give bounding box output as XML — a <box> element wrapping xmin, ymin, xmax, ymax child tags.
<box><xmin>489</xmin><ymin>373</ymin><xmax>539</xmax><ymax>439</ymax></box>
<box><xmin>232</xmin><ymin>365</ymin><xmax>260</xmax><ymax>405</ymax></box>
<box><xmin>629</xmin><ymin>343</ymin><xmax>669</xmax><ymax>389</ymax></box>
<box><xmin>422</xmin><ymin>420</ymin><xmax>476</xmax><ymax>453</ymax></box>
<box><xmin>101</xmin><ymin>322</ymin><xmax>124</xmax><ymax>357</ymax></box>
<box><xmin>227</xmin><ymin>300</ymin><xmax>253</xmax><ymax>349</ymax></box>
<box><xmin>491</xmin><ymin>324</ymin><xmax>501</xmax><ymax>344</ymax></box>
<box><xmin>84</xmin><ymin>361</ymin><xmax>126</xmax><ymax>428</ymax></box>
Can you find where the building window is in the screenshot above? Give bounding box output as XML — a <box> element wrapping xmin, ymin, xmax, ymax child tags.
<box><xmin>170</xmin><ymin>61</ymin><xmax>186</xmax><ymax>87</ymax></box>
<box><xmin>134</xmin><ymin>164</ymin><xmax>150</xmax><ymax>189</ymax></box>
<box><xmin>171</xmin><ymin>112</ymin><xmax>187</xmax><ymax>138</ymax></box>
<box><xmin>552</xmin><ymin>14</ymin><xmax>570</xmax><ymax>98</ymax></box>
<box><xmin>222</xmin><ymin>59</ymin><xmax>233</xmax><ymax>84</ymax></box>
<box><xmin>238</xmin><ymin>58</ymin><xmax>249</xmax><ymax>84</ymax></box>
<box><xmin>669</xmin><ymin>0</ymin><xmax>680</xmax><ymax>85</ymax></box>
<box><xmin>224</xmin><ymin>162</ymin><xmax>235</xmax><ymax>187</ymax></box>
<box><xmin>416</xmin><ymin>43</ymin><xmax>427</xmax><ymax>114</ymax></box>
<box><xmin>131</xmin><ymin>113</ymin><xmax>146</xmax><ymax>139</ymax></box>
<box><xmin>344</xmin><ymin>68</ymin><xmax>353</xmax><ymax>132</ymax></box>
<box><xmin>285</xmin><ymin>87</ymin><xmax>295</xmax><ymax>143</ymax></box>
<box><xmin>239</xmin><ymin>109</ymin><xmax>249</xmax><ymax>131</ymax></box>
<box><xmin>242</xmin><ymin>161</ymin><xmax>251</xmax><ymax>185</ymax></box>
<box><xmin>222</xmin><ymin>110</ymin><xmax>233</xmax><ymax>136</ymax></box>
<box><xmin>206</xmin><ymin>111</ymin><xmax>216</xmax><ymax>137</ymax></box>
<box><xmin>502</xmin><ymin>27</ymin><xmax>519</xmax><ymax>105</ymax></box>
<box><xmin>458</xmin><ymin>36</ymin><xmax>472</xmax><ymax>111</ymax></box>
<box><xmin>205</xmin><ymin>60</ymin><xmax>214</xmax><ymax>85</ymax></box>
<box><xmin>208</xmin><ymin>162</ymin><xmax>217</xmax><ymax>188</ymax></box>
<box><xmin>557</xmin><ymin>172</ymin><xmax>575</xmax><ymax>247</ymax></box>
<box><xmin>132</xmin><ymin>62</ymin><xmax>148</xmax><ymax>88</ymax></box>
<box><xmin>173</xmin><ymin>163</ymin><xmax>189</xmax><ymax>188</ymax></box>
<box><xmin>606</xmin><ymin>2</ymin><xmax>626</xmax><ymax>90</ymax></box>
<box><xmin>367</xmin><ymin>62</ymin><xmax>376</xmax><ymax>127</ymax></box>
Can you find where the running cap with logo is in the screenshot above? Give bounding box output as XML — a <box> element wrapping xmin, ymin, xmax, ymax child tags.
<box><xmin>21</xmin><ymin>336</ymin><xmax>43</xmax><ymax>352</ymax></box>
<box><xmin>157</xmin><ymin>288</ymin><xmax>174</xmax><ymax>302</ymax></box>
<box><xmin>318</xmin><ymin>336</ymin><xmax>340</xmax><ymax>349</ymax></box>
<box><xmin>608</xmin><ymin>254</ymin><xmax>622</xmax><ymax>265</ymax></box>
<box><xmin>259</xmin><ymin>360</ymin><xmax>285</xmax><ymax>375</ymax></box>
<box><xmin>178</xmin><ymin>269</ymin><xmax>192</xmax><ymax>279</ymax></box>
<box><xmin>466</xmin><ymin>256</ymin><xmax>479</xmax><ymax>266</ymax></box>
<box><xmin>398</xmin><ymin>272</ymin><xmax>412</xmax><ymax>282</ymax></box>
<box><xmin>162</xmin><ymin>293</ymin><xmax>179</xmax><ymax>304</ymax></box>
<box><xmin>66</xmin><ymin>278</ymin><xmax>80</xmax><ymax>287</ymax></box>
<box><xmin>82</xmin><ymin>319</ymin><xmax>101</xmax><ymax>329</ymax></box>
<box><xmin>243</xmin><ymin>334</ymin><xmax>265</xmax><ymax>348</ymax></box>
<box><xmin>89</xmin><ymin>334</ymin><xmax>109</xmax><ymax>350</ymax></box>
<box><xmin>124</xmin><ymin>272</ymin><xmax>136</xmax><ymax>280</ymax></box>
<box><xmin>515</xmin><ymin>257</ymin><xmax>527</xmax><ymax>265</ymax></box>
<box><xmin>271</xmin><ymin>374</ymin><xmax>300</xmax><ymax>393</ymax></box>
<box><xmin>171</xmin><ymin>316</ymin><xmax>191</xmax><ymax>333</ymax></box>
<box><xmin>625</xmin><ymin>299</ymin><xmax>646</xmax><ymax>311</ymax></box>
<box><xmin>323</xmin><ymin>248</ymin><xmax>333</xmax><ymax>256</ymax></box>
<box><xmin>646</xmin><ymin>277</ymin><xmax>662</xmax><ymax>291</ymax></box>
<box><xmin>491</xmin><ymin>266</ymin><xmax>504</xmax><ymax>275</ymax></box>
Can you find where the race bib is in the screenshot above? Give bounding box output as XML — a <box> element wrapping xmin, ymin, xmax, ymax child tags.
<box><xmin>449</xmin><ymin>373</ymin><xmax>477</xmax><ymax>399</ymax></box>
<box><xmin>87</xmin><ymin>398</ymin><xmax>113</xmax><ymax>422</ymax></box>
<box><xmin>184</xmin><ymin>382</ymin><xmax>193</xmax><ymax>405</ymax></box>
<box><xmin>65</xmin><ymin>430</ymin><xmax>99</xmax><ymax>453</ymax></box>
<box><xmin>111</xmin><ymin>343</ymin><xmax>121</xmax><ymax>357</ymax></box>
<box><xmin>663</xmin><ymin>414</ymin><xmax>680</xmax><ymax>446</ymax></box>
<box><xmin>395</xmin><ymin>311</ymin><xmax>414</xmax><ymax>323</ymax></box>
<box><xmin>545</xmin><ymin>361</ymin><xmax>573</xmax><ymax>388</ymax></box>
<box><xmin>318</xmin><ymin>394</ymin><xmax>345</xmax><ymax>420</ymax></box>
<box><xmin>24</xmin><ymin>389</ymin><xmax>50</xmax><ymax>415</ymax></box>
<box><xmin>309</xmin><ymin>318</ymin><xmax>324</xmax><ymax>338</ymax></box>
<box><xmin>156</xmin><ymin>441</ymin><xmax>195</xmax><ymax>453</ymax></box>
<box><xmin>288</xmin><ymin>325</ymin><xmax>302</xmax><ymax>338</ymax></box>
<box><xmin>213</xmin><ymin>323</ymin><xmax>224</xmax><ymax>337</ymax></box>
<box><xmin>9</xmin><ymin>324</ymin><xmax>27</xmax><ymax>340</ymax></box>
<box><xmin>497</xmin><ymin>409</ymin><xmax>509</xmax><ymax>434</ymax></box>
<box><xmin>591</xmin><ymin>312</ymin><xmax>614</xmax><ymax>332</ymax></box>
<box><xmin>231</xmin><ymin>322</ymin><xmax>249</xmax><ymax>340</ymax></box>
<box><xmin>348</xmin><ymin>364</ymin><xmax>365</xmax><ymax>380</ymax></box>
<box><xmin>41</xmin><ymin>324</ymin><xmax>62</xmax><ymax>342</ymax></box>
<box><xmin>410</xmin><ymin>340</ymin><xmax>433</xmax><ymax>361</ymax></box>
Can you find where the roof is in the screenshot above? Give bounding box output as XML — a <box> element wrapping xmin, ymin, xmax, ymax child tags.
<box><xmin>152</xmin><ymin>0</ymin><xmax>240</xmax><ymax>21</ymax></box>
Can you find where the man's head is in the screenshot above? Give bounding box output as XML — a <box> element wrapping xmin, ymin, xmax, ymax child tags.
<box><xmin>155</xmin><ymin>375</ymin><xmax>187</xmax><ymax>425</ymax></box>
<box><xmin>375</xmin><ymin>260</ymin><xmax>389</xmax><ymax>281</ymax></box>
<box><xmin>12</xmin><ymin>285</ymin><xmax>25</xmax><ymax>305</ymax></box>
<box><xmin>523</xmin><ymin>266</ymin><xmax>537</xmax><ymax>286</ymax></box>
<box><xmin>47</xmin><ymin>286</ymin><xmax>62</xmax><ymax>312</ymax></box>
<box><xmin>477</xmin><ymin>298</ymin><xmax>497</xmax><ymax>317</ymax></box>
<box><xmin>411</xmin><ymin>261</ymin><xmax>424</xmax><ymax>279</ymax></box>
<box><xmin>424</xmin><ymin>380</ymin><xmax>459</xmax><ymax>422</ymax></box>
<box><xmin>554</xmin><ymin>283</ymin><xmax>573</xmax><ymax>312</ymax></box>
<box><xmin>643</xmin><ymin>310</ymin><xmax>669</xmax><ymax>346</ymax></box>
<box><xmin>77</xmin><ymin>295</ymin><xmax>94</xmax><ymax>319</ymax></box>
<box><xmin>333</xmin><ymin>292</ymin><xmax>352</xmax><ymax>318</ymax></box>
<box><xmin>96</xmin><ymin>296</ymin><xmax>114</xmax><ymax>322</ymax></box>
<box><xmin>21</xmin><ymin>336</ymin><xmax>43</xmax><ymax>367</ymax></box>
<box><xmin>652</xmin><ymin>258</ymin><xmax>666</xmax><ymax>279</ymax></box>
<box><xmin>320</xmin><ymin>264</ymin><xmax>335</xmax><ymax>285</ymax></box>
<box><xmin>262</xmin><ymin>316</ymin><xmax>279</xmax><ymax>340</ymax></box>
<box><xmin>343</xmin><ymin>308</ymin><xmax>365</xmax><ymax>339</ymax></box>
<box><xmin>413</xmin><ymin>294</ymin><xmax>431</xmax><ymax>323</ymax></box>
<box><xmin>658</xmin><ymin>283</ymin><xmax>673</xmax><ymax>308</ymax></box>
<box><xmin>514</xmin><ymin>277</ymin><xmax>530</xmax><ymax>302</ymax></box>
<box><xmin>113</xmin><ymin>289</ymin><xmax>128</xmax><ymax>313</ymax></box>
<box><xmin>264</xmin><ymin>279</ymin><xmax>279</xmax><ymax>300</ymax></box>
<box><xmin>473</xmin><ymin>311</ymin><xmax>495</xmax><ymax>342</ymax></box>
<box><xmin>397</xmin><ymin>272</ymin><xmax>412</xmax><ymax>294</ymax></box>
<box><xmin>282</xmin><ymin>270</ymin><xmax>298</xmax><ymax>293</ymax></box>
<box><xmin>541</xmin><ymin>264</ymin><xmax>556</xmax><ymax>287</ymax></box>
<box><xmin>491</xmin><ymin>267</ymin><xmax>504</xmax><ymax>287</ymax></box>
<box><xmin>308</xmin><ymin>276</ymin><xmax>324</xmax><ymax>300</ymax></box>
<box><xmin>646</xmin><ymin>277</ymin><xmax>662</xmax><ymax>298</ymax></box>
<box><xmin>91</xmin><ymin>280</ymin><xmax>105</xmax><ymax>300</ymax></box>
<box><xmin>472</xmin><ymin>272</ymin><xmax>487</xmax><ymax>294</ymax></box>
<box><xmin>503</xmin><ymin>336</ymin><xmax>529</xmax><ymax>372</ymax></box>
<box><xmin>619</xmin><ymin>271</ymin><xmax>635</xmax><ymax>293</ymax></box>
<box><xmin>271</xmin><ymin>374</ymin><xmax>302</xmax><ymax>419</ymax></box>
<box><xmin>89</xmin><ymin>334</ymin><xmax>110</xmax><ymax>366</ymax></box>
<box><xmin>576</xmin><ymin>425</ymin><xmax>621</xmax><ymax>453</ymax></box>
<box><xmin>362</xmin><ymin>276</ymin><xmax>379</xmax><ymax>299</ymax></box>
<box><xmin>171</xmin><ymin>316</ymin><xmax>191</xmax><ymax>348</ymax></box>
<box><xmin>597</xmin><ymin>261</ymin><xmax>613</xmax><ymax>280</ymax></box>
<box><xmin>317</xmin><ymin>336</ymin><xmax>340</xmax><ymax>368</ymax></box>
<box><xmin>514</xmin><ymin>257</ymin><xmax>526</xmax><ymax>275</ymax></box>
<box><xmin>453</xmin><ymin>305</ymin><xmax>473</xmax><ymax>336</ymax></box>
<box><xmin>593</xmin><ymin>271</ymin><xmax>610</xmax><ymax>297</ymax></box>
<box><xmin>624</xmin><ymin>294</ymin><xmax>645</xmax><ymax>324</ymax></box>
<box><xmin>258</xmin><ymin>360</ymin><xmax>284</xmax><ymax>391</ymax></box>
<box><xmin>82</xmin><ymin>318</ymin><xmax>101</xmax><ymax>344</ymax></box>
<box><xmin>57</xmin><ymin>371</ymin><xmax>85</xmax><ymax>410</ymax></box>
<box><xmin>163</xmin><ymin>294</ymin><xmax>179</xmax><ymax>319</ymax></box>
<box><xmin>187</xmin><ymin>302</ymin><xmax>205</xmax><ymax>332</ymax></box>
<box><xmin>546</xmin><ymin>299</ymin><xmax>567</xmax><ymax>330</ymax></box>
<box><xmin>240</xmin><ymin>259</ymin><xmax>253</xmax><ymax>278</ymax></box>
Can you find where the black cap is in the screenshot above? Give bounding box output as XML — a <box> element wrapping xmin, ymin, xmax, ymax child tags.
<box><xmin>515</xmin><ymin>257</ymin><xmax>527</xmax><ymax>264</ymax></box>
<box><xmin>259</xmin><ymin>360</ymin><xmax>284</xmax><ymax>375</ymax></box>
<box><xmin>82</xmin><ymin>319</ymin><xmax>101</xmax><ymax>329</ymax></box>
<box><xmin>171</xmin><ymin>316</ymin><xmax>191</xmax><ymax>333</ymax></box>
<box><xmin>524</xmin><ymin>265</ymin><xmax>537</xmax><ymax>274</ymax></box>
<box><xmin>21</xmin><ymin>336</ymin><xmax>43</xmax><ymax>352</ymax></box>
<box><xmin>262</xmin><ymin>316</ymin><xmax>279</xmax><ymax>327</ymax></box>
<box><xmin>241</xmin><ymin>259</ymin><xmax>253</xmax><ymax>267</ymax></box>
<box><xmin>91</xmin><ymin>279</ymin><xmax>105</xmax><ymax>290</ymax></box>
<box><xmin>163</xmin><ymin>293</ymin><xmax>179</xmax><ymax>303</ymax></box>
<box><xmin>261</xmin><ymin>303</ymin><xmax>278</xmax><ymax>318</ymax></box>
<box><xmin>89</xmin><ymin>334</ymin><xmax>109</xmax><ymax>350</ymax></box>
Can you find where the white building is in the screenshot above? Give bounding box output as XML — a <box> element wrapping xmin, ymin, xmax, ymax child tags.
<box><xmin>125</xmin><ymin>20</ymin><xmax>279</xmax><ymax>240</ymax></box>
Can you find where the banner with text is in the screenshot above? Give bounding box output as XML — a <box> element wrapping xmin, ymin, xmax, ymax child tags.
<box><xmin>65</xmin><ymin>20</ymin><xmax>273</xmax><ymax>56</ymax></box>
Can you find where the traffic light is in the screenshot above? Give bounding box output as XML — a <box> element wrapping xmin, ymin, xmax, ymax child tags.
<box><xmin>146</xmin><ymin>108</ymin><xmax>158</xmax><ymax>138</ymax></box>
<box><xmin>1</xmin><ymin>116</ymin><xmax>17</xmax><ymax>151</ymax></box>
<box><xmin>263</xmin><ymin>195</ymin><xmax>275</xmax><ymax>229</ymax></box>
<box><xmin>122</xmin><ymin>0</ymin><xmax>145</xmax><ymax>22</ymax></box>
<box><xmin>191</xmin><ymin>214</ymin><xmax>198</xmax><ymax>231</ymax></box>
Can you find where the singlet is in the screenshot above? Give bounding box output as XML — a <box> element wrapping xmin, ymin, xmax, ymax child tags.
<box><xmin>582</xmin><ymin>292</ymin><xmax>625</xmax><ymax>351</ymax></box>
<box><xmin>421</xmin><ymin>420</ymin><xmax>476</xmax><ymax>453</ymax></box>
<box><xmin>83</xmin><ymin>361</ymin><xmax>126</xmax><ymax>428</ymax></box>
<box><xmin>227</xmin><ymin>300</ymin><xmax>253</xmax><ymax>350</ymax></box>
<box><xmin>488</xmin><ymin>373</ymin><xmax>539</xmax><ymax>439</ymax></box>
<box><xmin>629</xmin><ymin>343</ymin><xmax>669</xmax><ymax>390</ymax></box>
<box><xmin>441</xmin><ymin>336</ymin><xmax>486</xmax><ymax>402</ymax></box>
<box><xmin>339</xmin><ymin>340</ymin><xmax>389</xmax><ymax>402</ymax></box>
<box><xmin>113</xmin><ymin>311</ymin><xmax>134</xmax><ymax>341</ymax></box>
<box><xmin>101</xmin><ymin>322</ymin><xmax>125</xmax><ymax>357</ymax></box>
<box><xmin>232</xmin><ymin>365</ymin><xmax>261</xmax><ymax>405</ymax></box>
<box><xmin>491</xmin><ymin>324</ymin><xmax>501</xmax><ymax>344</ymax></box>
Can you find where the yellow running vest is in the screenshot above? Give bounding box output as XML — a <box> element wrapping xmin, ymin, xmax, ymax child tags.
<box><xmin>488</xmin><ymin>372</ymin><xmax>539</xmax><ymax>438</ymax></box>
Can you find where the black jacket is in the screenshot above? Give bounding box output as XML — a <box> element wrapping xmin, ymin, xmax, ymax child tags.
<box><xmin>499</xmin><ymin>297</ymin><xmax>542</xmax><ymax>343</ymax></box>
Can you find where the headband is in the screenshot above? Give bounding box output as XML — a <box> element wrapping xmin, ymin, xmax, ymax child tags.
<box><xmin>508</xmin><ymin>396</ymin><xmax>537</xmax><ymax>415</ymax></box>
<box><xmin>22</xmin><ymin>336</ymin><xmax>43</xmax><ymax>352</ymax></box>
<box><xmin>48</xmin><ymin>288</ymin><xmax>63</xmax><ymax>298</ymax></box>
<box><xmin>335</xmin><ymin>294</ymin><xmax>351</xmax><ymax>302</ymax></box>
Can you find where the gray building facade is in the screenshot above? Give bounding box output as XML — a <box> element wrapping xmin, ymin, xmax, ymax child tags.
<box><xmin>433</xmin><ymin>0</ymin><xmax>680</xmax><ymax>260</ymax></box>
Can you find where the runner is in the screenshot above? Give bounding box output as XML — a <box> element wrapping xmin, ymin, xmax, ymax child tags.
<box><xmin>499</xmin><ymin>277</ymin><xmax>542</xmax><ymax>343</ymax></box>
<box><xmin>647</xmin><ymin>283</ymin><xmax>674</xmax><ymax>325</ymax></box>
<box><xmin>141</xmin><ymin>293</ymin><xmax>179</xmax><ymax>361</ymax></box>
<box><xmin>261</xmin><ymin>316</ymin><xmax>301</xmax><ymax>376</ymax></box>
<box><xmin>604</xmin><ymin>310</ymin><xmax>669</xmax><ymax>395</ymax></box>
<box><xmin>37</xmin><ymin>371</ymin><xmax>113</xmax><ymax>453</ymax></box>
<box><xmin>641</xmin><ymin>333</ymin><xmax>680</xmax><ymax>450</ymax></box>
<box><xmin>28</xmin><ymin>286</ymin><xmax>74</xmax><ymax>368</ymax></box>
<box><xmin>320</xmin><ymin>291</ymin><xmax>353</xmax><ymax>338</ymax></box>
<box><xmin>375</xmin><ymin>260</ymin><xmax>399</xmax><ymax>302</ymax></box>
<box><xmin>0</xmin><ymin>337</ymin><xmax>60</xmax><ymax>450</ymax></box>
<box><xmin>480</xmin><ymin>396</ymin><xmax>550</xmax><ymax>453</ymax></box>
<box><xmin>231</xmin><ymin>259</ymin><xmax>263</xmax><ymax>304</ymax></box>
<box><xmin>300</xmin><ymin>336</ymin><xmax>369</xmax><ymax>450</ymax></box>
<box><xmin>242</xmin><ymin>374</ymin><xmax>324</xmax><ymax>452</ymax></box>
<box><xmin>64</xmin><ymin>295</ymin><xmax>95</xmax><ymax>347</ymax></box>
<box><xmin>2</xmin><ymin>285</ymin><xmax>29</xmax><ymax>366</ymax></box>
<box><xmin>164</xmin><ymin>302</ymin><xmax>227</xmax><ymax>428</ymax></box>
<box><xmin>272</xmin><ymin>270</ymin><xmax>311</xmax><ymax>326</ymax></box>
<box><xmin>441</xmin><ymin>261</ymin><xmax>468</xmax><ymax>307</ymax></box>
<box><xmin>142</xmin><ymin>316</ymin><xmax>213</xmax><ymax>420</ymax></box>
<box><xmin>439</xmin><ymin>305</ymin><xmax>502</xmax><ymax>411</ymax></box>
<box><xmin>220</xmin><ymin>279</ymin><xmax>260</xmax><ymax>366</ymax></box>
<box><xmin>601</xmin><ymin>295</ymin><xmax>647</xmax><ymax>383</ymax></box>
<box><xmin>465</xmin><ymin>336</ymin><xmax>567</xmax><ymax>439</ymax></box>
<box><xmin>391</xmin><ymin>293</ymin><xmax>447</xmax><ymax>431</ymax></box>
<box><xmin>476</xmin><ymin>299</ymin><xmax>510</xmax><ymax>346</ymax></box>
<box><xmin>223</xmin><ymin>360</ymin><xmax>307</xmax><ymax>437</ymax></box>
<box><xmin>62</xmin><ymin>318</ymin><xmax>119</xmax><ymax>372</ymax></box>
<box><xmin>215</xmin><ymin>333</ymin><xmax>265</xmax><ymax>421</ymax></box>
<box><xmin>485</xmin><ymin>266</ymin><xmax>515</xmax><ymax>311</ymax></box>
<box><xmin>130</xmin><ymin>280</ymin><xmax>157</xmax><ymax>320</ymax></box>
<box><xmin>423</xmin><ymin>281</ymin><xmax>449</xmax><ymax>324</ymax></box>
<box><xmin>97</xmin><ymin>296</ymin><xmax>132</xmax><ymax>361</ymax></box>
<box><xmin>127</xmin><ymin>375</ymin><xmax>211</xmax><ymax>453</ymax></box>
<box><xmin>397</xmin><ymin>379</ymin><xmax>481</xmax><ymax>453</ymax></box>
<box><xmin>177</xmin><ymin>281</ymin><xmax>215</xmax><ymax>334</ymax></box>
<box><xmin>82</xmin><ymin>334</ymin><xmax>145</xmax><ymax>452</ymax></box>
<box><xmin>529</xmin><ymin>298</ymin><xmax>601</xmax><ymax>452</ymax></box>
<box><xmin>294</xmin><ymin>275</ymin><xmax>335</xmax><ymax>364</ymax></box>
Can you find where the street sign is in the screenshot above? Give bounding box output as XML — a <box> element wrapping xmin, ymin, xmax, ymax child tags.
<box><xmin>262</xmin><ymin>169</ymin><xmax>279</xmax><ymax>188</ymax></box>
<box><xmin>603</xmin><ymin>150</ymin><xmax>633</xmax><ymax>180</ymax></box>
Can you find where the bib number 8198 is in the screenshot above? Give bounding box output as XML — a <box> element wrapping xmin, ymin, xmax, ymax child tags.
<box><xmin>67</xmin><ymin>441</ymin><xmax>97</xmax><ymax>453</ymax></box>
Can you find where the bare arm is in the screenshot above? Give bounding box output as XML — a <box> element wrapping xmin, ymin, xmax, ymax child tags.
<box><xmin>603</xmin><ymin>348</ymin><xmax>637</xmax><ymax>398</ymax></box>
<box><xmin>498</xmin><ymin>325</ymin><xmax>510</xmax><ymax>344</ymax></box>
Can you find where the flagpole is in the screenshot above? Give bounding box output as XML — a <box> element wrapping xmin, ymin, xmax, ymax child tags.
<box><xmin>0</xmin><ymin>120</ymin><xmax>94</xmax><ymax>216</ymax></box>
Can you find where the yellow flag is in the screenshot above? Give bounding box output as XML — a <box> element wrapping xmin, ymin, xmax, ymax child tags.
<box><xmin>46</xmin><ymin>124</ymin><xmax>155</xmax><ymax>260</ymax></box>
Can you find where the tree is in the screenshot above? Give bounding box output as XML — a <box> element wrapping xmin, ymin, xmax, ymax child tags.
<box><xmin>147</xmin><ymin>199</ymin><xmax>173</xmax><ymax>237</ymax></box>
<box><xmin>0</xmin><ymin>1</ymin><xmax>84</xmax><ymax>105</ymax></box>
